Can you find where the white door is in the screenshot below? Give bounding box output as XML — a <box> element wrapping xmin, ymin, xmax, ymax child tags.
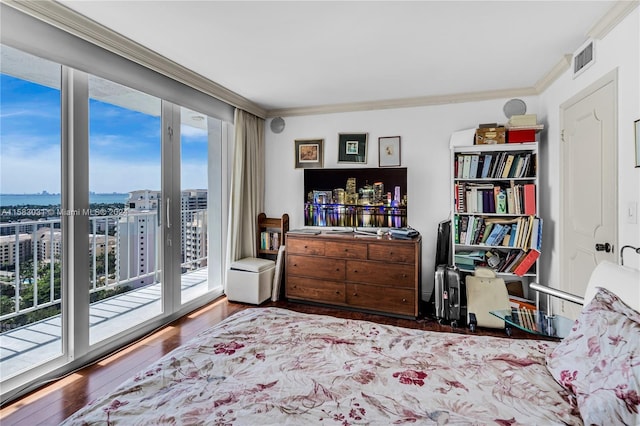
<box><xmin>560</xmin><ymin>71</ymin><xmax>617</xmax><ymax>318</ymax></box>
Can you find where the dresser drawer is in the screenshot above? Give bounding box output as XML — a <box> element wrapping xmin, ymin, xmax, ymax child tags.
<box><xmin>346</xmin><ymin>284</ymin><xmax>415</xmax><ymax>316</ymax></box>
<box><xmin>346</xmin><ymin>260</ymin><xmax>415</xmax><ymax>288</ymax></box>
<box><xmin>287</xmin><ymin>254</ymin><xmax>345</xmax><ymax>281</ymax></box>
<box><xmin>325</xmin><ymin>241</ymin><xmax>367</xmax><ymax>259</ymax></box>
<box><xmin>368</xmin><ymin>243</ymin><xmax>415</xmax><ymax>264</ymax></box>
<box><xmin>287</xmin><ymin>238</ymin><xmax>325</xmax><ymax>255</ymax></box>
<box><xmin>287</xmin><ymin>276</ymin><xmax>345</xmax><ymax>303</ymax></box>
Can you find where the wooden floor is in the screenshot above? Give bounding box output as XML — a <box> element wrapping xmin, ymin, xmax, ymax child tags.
<box><xmin>1</xmin><ymin>296</ymin><xmax>536</xmax><ymax>425</ymax></box>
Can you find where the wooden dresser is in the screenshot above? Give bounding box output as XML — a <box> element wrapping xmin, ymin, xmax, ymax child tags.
<box><xmin>285</xmin><ymin>232</ymin><xmax>422</xmax><ymax>318</ymax></box>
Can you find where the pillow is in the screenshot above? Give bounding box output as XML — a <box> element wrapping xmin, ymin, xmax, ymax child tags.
<box><xmin>546</xmin><ymin>287</ymin><xmax>640</xmax><ymax>425</ymax></box>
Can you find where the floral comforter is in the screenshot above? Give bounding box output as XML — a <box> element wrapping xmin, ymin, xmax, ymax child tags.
<box><xmin>63</xmin><ymin>307</ymin><xmax>581</xmax><ymax>425</ymax></box>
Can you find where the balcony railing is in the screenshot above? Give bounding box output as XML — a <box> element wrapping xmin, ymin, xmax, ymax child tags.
<box><xmin>0</xmin><ymin>208</ymin><xmax>208</xmax><ymax>330</ymax></box>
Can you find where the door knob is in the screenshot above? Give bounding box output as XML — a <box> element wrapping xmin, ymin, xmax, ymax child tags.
<box><xmin>595</xmin><ymin>243</ymin><xmax>612</xmax><ymax>253</ymax></box>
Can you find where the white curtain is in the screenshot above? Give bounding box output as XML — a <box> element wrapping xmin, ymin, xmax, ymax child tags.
<box><xmin>226</xmin><ymin>109</ymin><xmax>265</xmax><ymax>281</ymax></box>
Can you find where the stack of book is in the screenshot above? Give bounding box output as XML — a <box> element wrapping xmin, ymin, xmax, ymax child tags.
<box><xmin>260</xmin><ymin>231</ymin><xmax>281</xmax><ymax>251</ymax></box>
<box><xmin>454</xmin><ymin>152</ymin><xmax>536</xmax><ymax>180</ymax></box>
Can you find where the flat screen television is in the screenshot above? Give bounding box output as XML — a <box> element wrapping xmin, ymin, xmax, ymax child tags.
<box><xmin>304</xmin><ymin>167</ymin><xmax>407</xmax><ymax>228</ymax></box>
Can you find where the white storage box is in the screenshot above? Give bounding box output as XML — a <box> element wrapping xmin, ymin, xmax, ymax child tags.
<box><xmin>226</xmin><ymin>257</ymin><xmax>275</xmax><ymax>304</ymax></box>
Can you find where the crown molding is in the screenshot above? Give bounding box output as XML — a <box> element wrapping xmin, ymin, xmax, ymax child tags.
<box><xmin>2</xmin><ymin>0</ymin><xmax>267</xmax><ymax>119</ymax></box>
<box><xmin>587</xmin><ymin>0</ymin><xmax>638</xmax><ymax>40</ymax></box>
<box><xmin>534</xmin><ymin>54</ymin><xmax>573</xmax><ymax>93</ymax></box>
<box><xmin>4</xmin><ymin>0</ymin><xmax>633</xmax><ymax>120</ymax></box>
<box><xmin>266</xmin><ymin>87</ymin><xmax>538</xmax><ymax>118</ymax></box>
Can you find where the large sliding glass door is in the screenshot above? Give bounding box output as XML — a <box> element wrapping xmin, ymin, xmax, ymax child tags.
<box><xmin>88</xmin><ymin>75</ymin><xmax>163</xmax><ymax>345</ymax></box>
<box><xmin>1</xmin><ymin>42</ymin><xmax>227</xmax><ymax>403</ymax></box>
<box><xmin>178</xmin><ymin>107</ymin><xmax>223</xmax><ymax>304</ymax></box>
<box><xmin>0</xmin><ymin>46</ymin><xmax>64</xmax><ymax>380</ymax></box>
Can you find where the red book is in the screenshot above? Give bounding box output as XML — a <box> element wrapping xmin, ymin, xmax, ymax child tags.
<box><xmin>513</xmin><ymin>249</ymin><xmax>540</xmax><ymax>276</ymax></box>
<box><xmin>524</xmin><ymin>184</ymin><xmax>536</xmax><ymax>215</ymax></box>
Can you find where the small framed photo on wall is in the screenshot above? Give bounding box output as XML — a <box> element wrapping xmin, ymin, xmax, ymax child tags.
<box><xmin>295</xmin><ymin>139</ymin><xmax>324</xmax><ymax>169</ymax></box>
<box><xmin>378</xmin><ymin>136</ymin><xmax>401</xmax><ymax>167</ymax></box>
<box><xmin>338</xmin><ymin>133</ymin><xmax>368</xmax><ymax>163</ymax></box>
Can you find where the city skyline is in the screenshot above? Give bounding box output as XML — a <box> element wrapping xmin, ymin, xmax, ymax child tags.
<box><xmin>1</xmin><ymin>73</ymin><xmax>209</xmax><ymax>194</ymax></box>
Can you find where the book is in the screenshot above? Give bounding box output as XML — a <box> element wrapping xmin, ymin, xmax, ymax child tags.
<box><xmin>482</xmin><ymin>189</ymin><xmax>491</xmax><ymax>214</ymax></box>
<box><xmin>509</xmin><ymin>155</ymin><xmax>522</xmax><ymax>178</ymax></box>
<box><xmin>469</xmin><ymin>155</ymin><xmax>479</xmax><ymax>179</ymax></box>
<box><xmin>531</xmin><ymin>217</ymin><xmax>543</xmax><ymax>251</ymax></box>
<box><xmin>508</xmin><ymin>223</ymin><xmax>518</xmax><ymax>246</ymax></box>
<box><xmin>481</xmin><ymin>223</ymin><xmax>494</xmax><ymax>244</ymax></box>
<box><xmin>496</xmin><ymin>189</ymin><xmax>507</xmax><ymax>214</ymax></box>
<box><xmin>481</xmin><ymin>154</ymin><xmax>492</xmax><ymax>178</ymax></box>
<box><xmin>454</xmin><ymin>216</ymin><xmax>460</xmax><ymax>244</ymax></box>
<box><xmin>457</xmin><ymin>182</ymin><xmax>466</xmax><ymax>213</ymax></box>
<box><xmin>513</xmin><ymin>249</ymin><xmax>540</xmax><ymax>276</ymax></box>
<box><xmin>523</xmin><ymin>215</ymin><xmax>535</xmax><ymax>249</ymax></box>
<box><xmin>459</xmin><ymin>215</ymin><xmax>469</xmax><ymax>243</ymax></box>
<box><xmin>472</xmin><ymin>217</ymin><xmax>484</xmax><ymax>244</ymax></box>
<box><xmin>475</xmin><ymin>220</ymin><xmax>487</xmax><ymax>244</ymax></box>
<box><xmin>503</xmin><ymin>250</ymin><xmax>526</xmax><ymax>272</ymax></box>
<box><xmin>524</xmin><ymin>183</ymin><xmax>536</xmax><ymax>215</ymax></box>
<box><xmin>489</xmin><ymin>152</ymin><xmax>503</xmax><ymax>178</ymax></box>
<box><xmin>506</xmin><ymin>187</ymin><xmax>515</xmax><ymax>214</ymax></box>
<box><xmin>485</xmin><ymin>224</ymin><xmax>503</xmax><ymax>246</ymax></box>
<box><xmin>530</xmin><ymin>218</ymin><xmax>540</xmax><ymax>251</ymax></box>
<box><xmin>462</xmin><ymin>155</ymin><xmax>472</xmax><ymax>178</ymax></box>
<box><xmin>501</xmin><ymin>154</ymin><xmax>515</xmax><ymax>178</ymax></box>
<box><xmin>457</xmin><ymin>155</ymin><xmax>464</xmax><ymax>178</ymax></box>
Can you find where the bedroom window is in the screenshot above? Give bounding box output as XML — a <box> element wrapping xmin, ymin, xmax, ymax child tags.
<box><xmin>179</xmin><ymin>107</ymin><xmax>218</xmax><ymax>304</ymax></box>
<box><xmin>0</xmin><ymin>46</ymin><xmax>64</xmax><ymax>380</ymax></box>
<box><xmin>0</xmin><ymin>40</ymin><xmax>228</xmax><ymax>404</ymax></box>
<box><xmin>88</xmin><ymin>74</ymin><xmax>163</xmax><ymax>345</ymax></box>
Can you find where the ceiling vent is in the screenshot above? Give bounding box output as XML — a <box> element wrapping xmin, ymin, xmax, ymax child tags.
<box><xmin>573</xmin><ymin>39</ymin><xmax>595</xmax><ymax>78</ymax></box>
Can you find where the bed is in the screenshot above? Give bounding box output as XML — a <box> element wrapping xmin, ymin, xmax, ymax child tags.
<box><xmin>62</xmin><ymin>261</ymin><xmax>639</xmax><ymax>425</ymax></box>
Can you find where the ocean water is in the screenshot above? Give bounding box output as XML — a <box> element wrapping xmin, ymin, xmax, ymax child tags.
<box><xmin>0</xmin><ymin>193</ymin><xmax>128</xmax><ymax>206</ymax></box>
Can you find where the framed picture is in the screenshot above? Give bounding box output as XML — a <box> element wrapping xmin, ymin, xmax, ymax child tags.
<box><xmin>338</xmin><ymin>133</ymin><xmax>368</xmax><ymax>163</ymax></box>
<box><xmin>635</xmin><ymin>119</ymin><xmax>640</xmax><ymax>168</ymax></box>
<box><xmin>378</xmin><ymin>136</ymin><xmax>401</xmax><ymax>167</ymax></box>
<box><xmin>295</xmin><ymin>139</ymin><xmax>324</xmax><ymax>169</ymax></box>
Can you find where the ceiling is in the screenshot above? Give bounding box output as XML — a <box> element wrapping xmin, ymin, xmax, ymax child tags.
<box><xmin>55</xmin><ymin>0</ymin><xmax>620</xmax><ymax>116</ymax></box>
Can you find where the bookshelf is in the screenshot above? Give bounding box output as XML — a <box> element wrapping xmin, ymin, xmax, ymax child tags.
<box><xmin>257</xmin><ymin>213</ymin><xmax>289</xmax><ymax>259</ymax></box>
<box><xmin>451</xmin><ymin>142</ymin><xmax>541</xmax><ymax>298</ymax></box>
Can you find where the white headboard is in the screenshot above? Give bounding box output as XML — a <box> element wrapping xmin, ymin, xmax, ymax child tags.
<box><xmin>585</xmin><ymin>260</ymin><xmax>640</xmax><ymax>312</ymax></box>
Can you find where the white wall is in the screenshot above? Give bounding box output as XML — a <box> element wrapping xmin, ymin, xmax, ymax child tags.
<box><xmin>539</xmin><ymin>7</ymin><xmax>640</xmax><ymax>289</ymax></box>
<box><xmin>265</xmin><ymin>96</ymin><xmax>538</xmax><ymax>301</ymax></box>
<box><xmin>264</xmin><ymin>7</ymin><xmax>639</xmax><ymax>302</ymax></box>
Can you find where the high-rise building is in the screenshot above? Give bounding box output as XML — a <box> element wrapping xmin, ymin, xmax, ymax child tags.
<box><xmin>180</xmin><ymin>190</ymin><xmax>207</xmax><ymax>265</ymax></box>
<box><xmin>116</xmin><ymin>189</ymin><xmax>208</xmax><ymax>285</ymax></box>
<box><xmin>117</xmin><ymin>190</ymin><xmax>161</xmax><ymax>288</ymax></box>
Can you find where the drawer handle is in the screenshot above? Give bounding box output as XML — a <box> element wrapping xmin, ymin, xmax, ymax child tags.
<box><xmin>402</xmin><ymin>298</ymin><xmax>407</xmax><ymax>303</ymax></box>
<box><xmin>353</xmin><ymin>292</ymin><xmax>358</xmax><ymax>296</ymax></box>
<box><xmin>344</xmin><ymin>248</ymin><xmax>349</xmax><ymax>252</ymax></box>
<box><xmin>353</xmin><ymin>269</ymin><xmax>358</xmax><ymax>273</ymax></box>
<box><xmin>293</xmin><ymin>263</ymin><xmax>297</xmax><ymax>267</ymax></box>
<box><xmin>402</xmin><ymin>274</ymin><xmax>407</xmax><ymax>278</ymax></box>
<box><xmin>336</xmin><ymin>291</ymin><xmax>340</xmax><ymax>295</ymax></box>
<box><xmin>390</xmin><ymin>251</ymin><xmax>393</xmax><ymax>255</ymax></box>
<box><xmin>336</xmin><ymin>268</ymin><xmax>340</xmax><ymax>272</ymax></box>
<box><xmin>304</xmin><ymin>245</ymin><xmax>308</xmax><ymax>249</ymax></box>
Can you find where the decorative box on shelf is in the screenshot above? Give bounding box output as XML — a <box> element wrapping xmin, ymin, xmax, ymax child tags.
<box><xmin>506</xmin><ymin>124</ymin><xmax>544</xmax><ymax>143</ymax></box>
<box><xmin>475</xmin><ymin>125</ymin><xmax>506</xmax><ymax>145</ymax></box>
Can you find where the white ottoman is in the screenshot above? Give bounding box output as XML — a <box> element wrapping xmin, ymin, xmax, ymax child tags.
<box><xmin>226</xmin><ymin>257</ymin><xmax>275</xmax><ymax>304</ymax></box>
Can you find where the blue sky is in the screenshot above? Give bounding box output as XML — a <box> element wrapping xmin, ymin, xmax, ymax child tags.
<box><xmin>1</xmin><ymin>74</ymin><xmax>208</xmax><ymax>194</ymax></box>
